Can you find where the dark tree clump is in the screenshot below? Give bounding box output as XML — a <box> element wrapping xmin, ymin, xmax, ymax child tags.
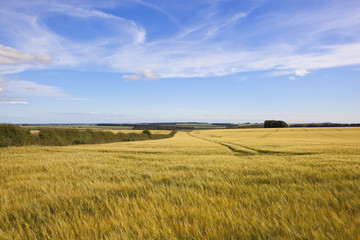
<box><xmin>142</xmin><ymin>130</ymin><xmax>152</xmax><ymax>138</ymax></box>
<box><xmin>264</xmin><ymin>120</ymin><xmax>288</xmax><ymax>128</ymax></box>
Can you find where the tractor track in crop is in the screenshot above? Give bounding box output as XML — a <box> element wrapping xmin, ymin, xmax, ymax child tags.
<box><xmin>259</xmin><ymin>129</ymin><xmax>279</xmax><ymax>139</ymax></box>
<box><xmin>188</xmin><ymin>132</ymin><xmax>314</xmax><ymax>156</ymax></box>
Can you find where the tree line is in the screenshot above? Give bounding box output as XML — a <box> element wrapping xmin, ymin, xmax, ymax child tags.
<box><xmin>0</xmin><ymin>124</ymin><xmax>176</xmax><ymax>147</ymax></box>
<box><xmin>264</xmin><ymin>120</ymin><xmax>288</xmax><ymax>128</ymax></box>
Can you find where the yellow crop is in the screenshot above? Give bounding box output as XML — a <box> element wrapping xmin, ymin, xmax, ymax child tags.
<box><xmin>1</xmin><ymin>128</ymin><xmax>359</xmax><ymax>239</ymax></box>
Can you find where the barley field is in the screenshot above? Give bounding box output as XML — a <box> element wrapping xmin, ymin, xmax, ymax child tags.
<box><xmin>0</xmin><ymin>128</ymin><xmax>360</xmax><ymax>239</ymax></box>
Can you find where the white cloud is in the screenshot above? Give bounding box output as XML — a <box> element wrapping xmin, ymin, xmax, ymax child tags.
<box><xmin>0</xmin><ymin>45</ymin><xmax>52</xmax><ymax>65</ymax></box>
<box><xmin>37</xmin><ymin>54</ymin><xmax>53</xmax><ymax>64</ymax></box>
<box><xmin>122</xmin><ymin>74</ymin><xmax>142</xmax><ymax>81</ymax></box>
<box><xmin>0</xmin><ymin>2</ymin><xmax>145</xmax><ymax>74</ymax></box>
<box><xmin>0</xmin><ymin>77</ymin><xmax>88</xmax><ymax>104</ymax></box>
<box><xmin>289</xmin><ymin>76</ymin><xmax>296</xmax><ymax>80</ymax></box>
<box><xmin>1</xmin><ymin>1</ymin><xmax>360</xmax><ymax>78</ymax></box>
<box><xmin>104</xmin><ymin>1</ymin><xmax>360</xmax><ymax>78</ymax></box>
<box><xmin>230</xmin><ymin>12</ymin><xmax>247</xmax><ymax>23</ymax></box>
<box><xmin>139</xmin><ymin>69</ymin><xmax>157</xmax><ymax>79</ymax></box>
<box><xmin>0</xmin><ymin>76</ymin><xmax>85</xmax><ymax>104</ymax></box>
<box><xmin>109</xmin><ymin>40</ymin><xmax>360</xmax><ymax>78</ymax></box>
<box><xmin>295</xmin><ymin>69</ymin><xmax>309</xmax><ymax>77</ymax></box>
<box><xmin>123</xmin><ymin>69</ymin><xmax>158</xmax><ymax>81</ymax></box>
<box><xmin>1</xmin><ymin>78</ymin><xmax>67</xmax><ymax>97</ymax></box>
<box><xmin>0</xmin><ymin>101</ymin><xmax>29</xmax><ymax>105</ymax></box>
<box><xmin>0</xmin><ymin>45</ymin><xmax>35</xmax><ymax>64</ymax></box>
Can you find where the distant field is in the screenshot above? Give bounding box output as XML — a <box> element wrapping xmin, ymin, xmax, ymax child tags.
<box><xmin>103</xmin><ymin>129</ymin><xmax>173</xmax><ymax>135</ymax></box>
<box><xmin>175</xmin><ymin>123</ymin><xmax>227</xmax><ymax>129</ymax></box>
<box><xmin>1</xmin><ymin>128</ymin><xmax>359</xmax><ymax>239</ymax></box>
<box><xmin>23</xmin><ymin>125</ymin><xmax>134</xmax><ymax>130</ymax></box>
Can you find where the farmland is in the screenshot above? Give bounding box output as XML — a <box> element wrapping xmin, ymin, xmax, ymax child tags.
<box><xmin>22</xmin><ymin>125</ymin><xmax>135</xmax><ymax>131</ymax></box>
<box><xmin>0</xmin><ymin>128</ymin><xmax>360</xmax><ymax>239</ymax></box>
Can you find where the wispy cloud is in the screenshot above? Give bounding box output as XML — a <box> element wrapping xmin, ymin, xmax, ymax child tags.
<box><xmin>0</xmin><ymin>44</ymin><xmax>52</xmax><ymax>65</ymax></box>
<box><xmin>133</xmin><ymin>0</ymin><xmax>180</xmax><ymax>26</ymax></box>
<box><xmin>1</xmin><ymin>0</ymin><xmax>360</xmax><ymax>78</ymax></box>
<box><xmin>123</xmin><ymin>69</ymin><xmax>158</xmax><ymax>81</ymax></box>
<box><xmin>0</xmin><ymin>1</ymin><xmax>146</xmax><ymax>74</ymax></box>
<box><xmin>0</xmin><ymin>101</ymin><xmax>29</xmax><ymax>105</ymax></box>
<box><xmin>295</xmin><ymin>69</ymin><xmax>309</xmax><ymax>77</ymax></box>
<box><xmin>0</xmin><ymin>76</ymin><xmax>86</xmax><ymax>103</ymax></box>
<box><xmin>0</xmin><ymin>78</ymin><xmax>67</xmax><ymax>97</ymax></box>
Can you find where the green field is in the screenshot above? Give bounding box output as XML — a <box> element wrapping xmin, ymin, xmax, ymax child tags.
<box><xmin>23</xmin><ymin>125</ymin><xmax>134</xmax><ymax>131</ymax></box>
<box><xmin>1</xmin><ymin>128</ymin><xmax>360</xmax><ymax>239</ymax></box>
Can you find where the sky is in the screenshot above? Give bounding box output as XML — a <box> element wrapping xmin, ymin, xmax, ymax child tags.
<box><xmin>0</xmin><ymin>0</ymin><xmax>360</xmax><ymax>124</ymax></box>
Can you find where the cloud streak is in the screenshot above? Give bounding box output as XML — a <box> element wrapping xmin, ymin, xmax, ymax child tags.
<box><xmin>0</xmin><ymin>76</ymin><xmax>86</xmax><ymax>104</ymax></box>
<box><xmin>123</xmin><ymin>69</ymin><xmax>158</xmax><ymax>81</ymax></box>
<box><xmin>0</xmin><ymin>101</ymin><xmax>29</xmax><ymax>105</ymax></box>
<box><xmin>1</xmin><ymin>0</ymin><xmax>360</xmax><ymax>78</ymax></box>
<box><xmin>0</xmin><ymin>78</ymin><xmax>67</xmax><ymax>98</ymax></box>
<box><xmin>295</xmin><ymin>69</ymin><xmax>309</xmax><ymax>77</ymax></box>
<box><xmin>0</xmin><ymin>45</ymin><xmax>52</xmax><ymax>65</ymax></box>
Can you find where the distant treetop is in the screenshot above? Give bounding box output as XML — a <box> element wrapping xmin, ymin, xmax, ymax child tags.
<box><xmin>264</xmin><ymin>120</ymin><xmax>288</xmax><ymax>128</ymax></box>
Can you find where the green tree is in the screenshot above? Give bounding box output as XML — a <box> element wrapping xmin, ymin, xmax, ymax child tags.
<box><xmin>264</xmin><ymin>120</ymin><xmax>288</xmax><ymax>128</ymax></box>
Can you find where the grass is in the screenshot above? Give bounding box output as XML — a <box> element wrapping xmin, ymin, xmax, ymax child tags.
<box><xmin>0</xmin><ymin>128</ymin><xmax>360</xmax><ymax>239</ymax></box>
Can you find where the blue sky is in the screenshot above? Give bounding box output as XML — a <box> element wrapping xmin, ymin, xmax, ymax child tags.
<box><xmin>0</xmin><ymin>0</ymin><xmax>360</xmax><ymax>123</ymax></box>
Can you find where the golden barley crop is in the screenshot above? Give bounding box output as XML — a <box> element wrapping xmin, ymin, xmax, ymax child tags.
<box><xmin>1</xmin><ymin>128</ymin><xmax>360</xmax><ymax>239</ymax></box>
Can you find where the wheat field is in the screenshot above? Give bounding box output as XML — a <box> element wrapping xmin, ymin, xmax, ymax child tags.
<box><xmin>1</xmin><ymin>128</ymin><xmax>360</xmax><ymax>239</ymax></box>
